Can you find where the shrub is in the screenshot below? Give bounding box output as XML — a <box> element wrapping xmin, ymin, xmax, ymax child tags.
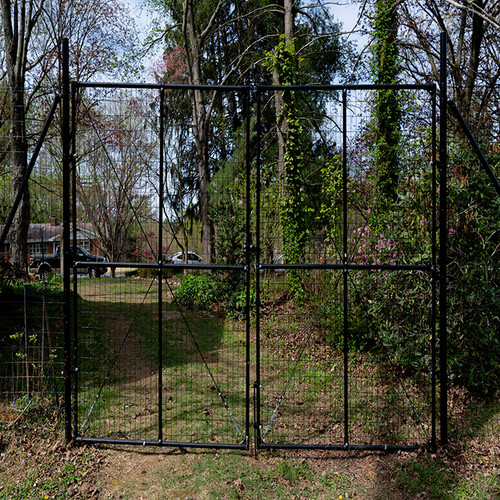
<box><xmin>172</xmin><ymin>272</ymin><xmax>255</xmax><ymax>318</ymax></box>
<box><xmin>172</xmin><ymin>274</ymin><xmax>220</xmax><ymax>310</ymax></box>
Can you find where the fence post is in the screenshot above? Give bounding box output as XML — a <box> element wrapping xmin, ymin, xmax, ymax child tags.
<box><xmin>342</xmin><ymin>87</ymin><xmax>349</xmax><ymax>448</ymax></box>
<box><xmin>158</xmin><ymin>88</ymin><xmax>164</xmax><ymax>443</ymax></box>
<box><xmin>439</xmin><ymin>31</ymin><xmax>448</xmax><ymax>446</ymax></box>
<box><xmin>62</xmin><ymin>37</ymin><xmax>72</xmax><ymax>444</ymax></box>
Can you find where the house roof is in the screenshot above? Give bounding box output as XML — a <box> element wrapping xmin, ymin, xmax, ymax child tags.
<box><xmin>2</xmin><ymin>222</ymin><xmax>98</xmax><ymax>244</ymax></box>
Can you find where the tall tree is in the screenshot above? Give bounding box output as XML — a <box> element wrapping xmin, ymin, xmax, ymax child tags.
<box><xmin>181</xmin><ymin>0</ymin><xmax>221</xmax><ymax>263</ymax></box>
<box><xmin>371</xmin><ymin>0</ymin><xmax>401</xmax><ymax>205</ymax></box>
<box><xmin>0</xmin><ymin>0</ymin><xmax>136</xmax><ymax>273</ymax></box>
<box><xmin>76</xmin><ymin>95</ymin><xmax>155</xmax><ymax>275</ymax></box>
<box><xmin>0</xmin><ymin>0</ymin><xmax>45</xmax><ymax>272</ymax></box>
<box><xmin>397</xmin><ymin>0</ymin><xmax>500</xmax><ymax>134</ymax></box>
<box><xmin>149</xmin><ymin>0</ymin><xmax>348</xmax><ymax>264</ymax></box>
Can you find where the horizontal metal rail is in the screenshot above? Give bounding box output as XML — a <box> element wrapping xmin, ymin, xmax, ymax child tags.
<box><xmin>76</xmin><ymin>436</ymin><xmax>248</xmax><ymax>450</ymax></box>
<box><xmin>73</xmin><ymin>82</ymin><xmax>436</xmax><ymax>93</ymax></box>
<box><xmin>256</xmin><ymin>83</ymin><xmax>436</xmax><ymax>92</ymax></box>
<box><xmin>74</xmin><ymin>261</ymin><xmax>246</xmax><ymax>272</ymax></box>
<box><xmin>259</xmin><ymin>263</ymin><xmax>433</xmax><ymax>272</ymax></box>
<box><xmin>258</xmin><ymin>442</ymin><xmax>433</xmax><ymax>451</ymax></box>
<box><xmin>73</xmin><ymin>82</ymin><xmax>252</xmax><ymax>91</ymax></box>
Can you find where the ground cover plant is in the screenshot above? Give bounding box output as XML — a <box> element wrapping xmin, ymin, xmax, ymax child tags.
<box><xmin>0</xmin><ymin>262</ymin><xmax>498</xmax><ymax>498</ymax></box>
<box><xmin>0</xmin><ymin>267</ymin><xmax>65</xmax><ymax>403</ymax></box>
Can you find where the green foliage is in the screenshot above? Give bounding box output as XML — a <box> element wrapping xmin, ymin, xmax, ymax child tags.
<box><xmin>172</xmin><ymin>272</ymin><xmax>255</xmax><ymax>319</ymax></box>
<box><xmin>172</xmin><ymin>274</ymin><xmax>220</xmax><ymax>310</ymax></box>
<box><xmin>331</xmin><ymin>137</ymin><xmax>500</xmax><ymax>396</ymax></box>
<box><xmin>209</xmin><ymin>118</ymin><xmax>249</xmax><ymax>266</ymax></box>
<box><xmin>370</xmin><ymin>0</ymin><xmax>402</xmax><ymax>205</ymax></box>
<box><xmin>264</xmin><ymin>36</ymin><xmax>311</xmax><ymax>302</ymax></box>
<box><xmin>318</xmin><ymin>154</ymin><xmax>343</xmax><ymax>250</ymax></box>
<box><xmin>445</xmin><ymin>144</ymin><xmax>500</xmax><ymax>396</ymax></box>
<box><xmin>225</xmin><ymin>286</ymin><xmax>256</xmax><ymax>319</ymax></box>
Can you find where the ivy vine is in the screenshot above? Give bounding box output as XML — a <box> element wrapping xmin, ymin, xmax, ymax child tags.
<box><xmin>264</xmin><ymin>36</ymin><xmax>310</xmax><ymax>302</ymax></box>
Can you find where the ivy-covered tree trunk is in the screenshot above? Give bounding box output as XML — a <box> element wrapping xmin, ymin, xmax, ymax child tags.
<box><xmin>266</xmin><ymin>33</ymin><xmax>309</xmax><ymax>302</ymax></box>
<box><xmin>372</xmin><ymin>0</ymin><xmax>401</xmax><ymax>207</ymax></box>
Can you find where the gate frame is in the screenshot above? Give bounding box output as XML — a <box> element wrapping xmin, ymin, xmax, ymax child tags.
<box><xmin>66</xmin><ymin>79</ymin><xmax>253</xmax><ymax>450</ymax></box>
<box><xmin>254</xmin><ymin>81</ymin><xmax>439</xmax><ymax>451</ymax></box>
<box><xmin>61</xmin><ymin>33</ymin><xmax>451</xmax><ymax>450</ymax></box>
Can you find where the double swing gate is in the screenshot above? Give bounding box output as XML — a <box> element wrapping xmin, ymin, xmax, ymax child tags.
<box><xmin>68</xmin><ymin>80</ymin><xmax>443</xmax><ymax>451</ymax></box>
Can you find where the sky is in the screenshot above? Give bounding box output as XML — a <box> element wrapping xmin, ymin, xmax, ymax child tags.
<box><xmin>122</xmin><ymin>0</ymin><xmax>366</xmax><ymax>81</ymax></box>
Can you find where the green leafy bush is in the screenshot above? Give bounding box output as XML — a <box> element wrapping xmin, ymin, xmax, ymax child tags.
<box><xmin>172</xmin><ymin>272</ymin><xmax>255</xmax><ymax>318</ymax></box>
<box><xmin>172</xmin><ymin>274</ymin><xmax>220</xmax><ymax>310</ymax></box>
<box><xmin>319</xmin><ymin>137</ymin><xmax>499</xmax><ymax>396</ymax></box>
<box><xmin>445</xmin><ymin>145</ymin><xmax>499</xmax><ymax>396</ymax></box>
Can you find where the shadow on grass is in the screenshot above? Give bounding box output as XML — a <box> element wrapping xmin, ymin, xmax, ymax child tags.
<box><xmin>74</xmin><ymin>276</ymin><xmax>246</xmax><ymax>445</ymax></box>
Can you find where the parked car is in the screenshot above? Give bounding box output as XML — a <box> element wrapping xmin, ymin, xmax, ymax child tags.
<box><xmin>29</xmin><ymin>245</ymin><xmax>107</xmax><ymax>278</ymax></box>
<box><xmin>164</xmin><ymin>251</ymin><xmax>205</xmax><ymax>265</ymax></box>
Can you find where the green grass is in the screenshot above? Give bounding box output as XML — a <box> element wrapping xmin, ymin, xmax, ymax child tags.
<box><xmin>395</xmin><ymin>456</ymin><xmax>498</xmax><ymax>499</ymax></box>
<box><xmin>149</xmin><ymin>453</ymin><xmax>352</xmax><ymax>499</ymax></box>
<box><xmin>73</xmin><ymin>276</ymin><xmax>248</xmax><ymax>444</ymax></box>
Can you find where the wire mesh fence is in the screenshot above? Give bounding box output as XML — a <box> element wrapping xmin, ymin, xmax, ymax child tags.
<box><xmin>0</xmin><ymin>85</ymin><xmax>65</xmax><ymax>411</ymax></box>
<box><xmin>2</xmin><ymin>77</ymin><xmax>496</xmax><ymax>450</ymax></box>
<box><xmin>255</xmin><ymin>86</ymin><xmax>437</xmax><ymax>449</ymax></box>
<box><xmin>72</xmin><ymin>84</ymin><xmax>250</xmax><ymax>447</ymax></box>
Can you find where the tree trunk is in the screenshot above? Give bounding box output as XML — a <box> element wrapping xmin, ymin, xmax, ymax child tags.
<box><xmin>9</xmin><ymin>83</ymin><xmax>30</xmax><ymax>273</ymax></box>
<box><xmin>1</xmin><ymin>0</ymin><xmax>32</xmax><ymax>275</ymax></box>
<box><xmin>183</xmin><ymin>0</ymin><xmax>214</xmax><ymax>263</ymax></box>
<box><xmin>275</xmin><ymin>0</ymin><xmax>294</xmax><ymax>199</ymax></box>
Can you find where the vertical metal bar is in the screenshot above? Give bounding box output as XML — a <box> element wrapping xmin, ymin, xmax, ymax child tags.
<box><xmin>62</xmin><ymin>37</ymin><xmax>72</xmax><ymax>444</ymax></box>
<box><xmin>342</xmin><ymin>88</ymin><xmax>349</xmax><ymax>447</ymax></box>
<box><xmin>244</xmin><ymin>88</ymin><xmax>251</xmax><ymax>449</ymax></box>
<box><xmin>23</xmin><ymin>285</ymin><xmax>30</xmax><ymax>399</ymax></box>
<box><xmin>158</xmin><ymin>88</ymin><xmax>165</xmax><ymax>443</ymax></box>
<box><xmin>255</xmin><ymin>88</ymin><xmax>262</xmax><ymax>447</ymax></box>
<box><xmin>71</xmin><ymin>82</ymin><xmax>79</xmax><ymax>437</ymax></box>
<box><xmin>439</xmin><ymin>31</ymin><xmax>448</xmax><ymax>445</ymax></box>
<box><xmin>431</xmin><ymin>87</ymin><xmax>437</xmax><ymax>447</ymax></box>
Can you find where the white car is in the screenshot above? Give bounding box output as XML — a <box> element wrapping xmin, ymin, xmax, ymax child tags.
<box><xmin>165</xmin><ymin>251</ymin><xmax>204</xmax><ymax>265</ymax></box>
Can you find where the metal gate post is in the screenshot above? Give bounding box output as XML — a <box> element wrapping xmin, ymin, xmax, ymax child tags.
<box><xmin>254</xmin><ymin>88</ymin><xmax>262</xmax><ymax>447</ymax></box>
<box><xmin>439</xmin><ymin>31</ymin><xmax>448</xmax><ymax>445</ymax></box>
<box><xmin>62</xmin><ymin>37</ymin><xmax>72</xmax><ymax>444</ymax></box>
<box><xmin>342</xmin><ymin>87</ymin><xmax>349</xmax><ymax>447</ymax></box>
<box><xmin>158</xmin><ymin>88</ymin><xmax>165</xmax><ymax>443</ymax></box>
<box><xmin>244</xmin><ymin>88</ymin><xmax>251</xmax><ymax>448</ymax></box>
<box><xmin>431</xmin><ymin>88</ymin><xmax>438</xmax><ymax>448</ymax></box>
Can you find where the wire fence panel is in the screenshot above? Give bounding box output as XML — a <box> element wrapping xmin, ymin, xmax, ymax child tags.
<box><xmin>0</xmin><ymin>85</ymin><xmax>65</xmax><ymax>410</ymax></box>
<box><xmin>72</xmin><ymin>84</ymin><xmax>250</xmax><ymax>448</ymax></box>
<box><xmin>2</xmin><ymin>70</ymin><xmax>496</xmax><ymax>450</ymax></box>
<box><xmin>255</xmin><ymin>86</ymin><xmax>437</xmax><ymax>449</ymax></box>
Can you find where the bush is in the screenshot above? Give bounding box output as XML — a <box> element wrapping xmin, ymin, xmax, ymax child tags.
<box><xmin>172</xmin><ymin>272</ymin><xmax>255</xmax><ymax>318</ymax></box>
<box><xmin>445</xmin><ymin>145</ymin><xmax>499</xmax><ymax>396</ymax></box>
<box><xmin>317</xmin><ymin>139</ymin><xmax>499</xmax><ymax>397</ymax></box>
<box><xmin>172</xmin><ymin>274</ymin><xmax>218</xmax><ymax>310</ymax></box>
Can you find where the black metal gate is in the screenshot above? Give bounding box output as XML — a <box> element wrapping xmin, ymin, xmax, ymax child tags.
<box><xmin>70</xmin><ymin>83</ymin><xmax>252</xmax><ymax>449</ymax></box>
<box><xmin>66</xmin><ymin>79</ymin><xmax>442</xmax><ymax>451</ymax></box>
<box><xmin>254</xmin><ymin>84</ymin><xmax>438</xmax><ymax>450</ymax></box>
